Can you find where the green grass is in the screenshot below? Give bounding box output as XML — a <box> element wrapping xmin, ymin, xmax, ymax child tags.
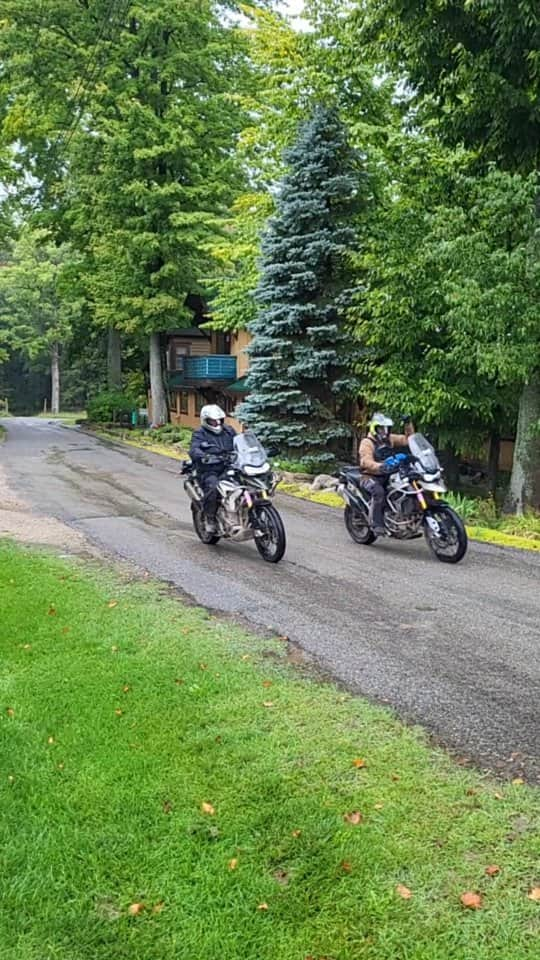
<box><xmin>1</xmin><ymin>542</ymin><xmax>539</xmax><ymax>959</ymax></box>
<box><xmin>0</xmin><ymin>424</ymin><xmax>5</xmax><ymax>442</ymax></box>
<box><xmin>37</xmin><ymin>410</ymin><xmax>86</xmax><ymax>424</ymax></box>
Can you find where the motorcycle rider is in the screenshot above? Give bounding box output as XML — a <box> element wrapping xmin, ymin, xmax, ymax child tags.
<box><xmin>189</xmin><ymin>404</ymin><xmax>237</xmax><ymax>533</ymax></box>
<box><xmin>358</xmin><ymin>413</ymin><xmax>414</xmax><ymax>536</ymax></box>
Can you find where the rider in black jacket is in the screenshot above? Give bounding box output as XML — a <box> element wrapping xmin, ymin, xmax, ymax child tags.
<box><xmin>189</xmin><ymin>404</ymin><xmax>237</xmax><ymax>532</ymax></box>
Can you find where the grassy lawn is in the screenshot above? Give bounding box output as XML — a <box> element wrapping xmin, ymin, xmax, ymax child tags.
<box><xmin>0</xmin><ymin>424</ymin><xmax>5</xmax><ymax>442</ymax></box>
<box><xmin>2</xmin><ymin>541</ymin><xmax>538</xmax><ymax>960</ymax></box>
<box><xmin>37</xmin><ymin>411</ymin><xmax>86</xmax><ymax>424</ymax></box>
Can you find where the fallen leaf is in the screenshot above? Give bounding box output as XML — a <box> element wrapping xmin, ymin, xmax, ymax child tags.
<box><xmin>273</xmin><ymin>868</ymin><xmax>290</xmax><ymax>886</ymax></box>
<box><xmin>22</xmin><ymin>643</ymin><xmax>32</xmax><ymax>650</ymax></box>
<box><xmin>107</xmin><ymin>600</ymin><xmax>118</xmax><ymax>609</ymax></box>
<box><xmin>62</xmin><ymin>627</ymin><xmax>70</xmax><ymax>635</ymax></box>
<box><xmin>466</xmin><ymin>788</ymin><xmax>477</xmax><ymax>796</ymax></box>
<box><xmin>48</xmin><ymin>605</ymin><xmax>56</xmax><ymax>616</ymax></box>
<box><xmin>152</xmin><ymin>901</ymin><xmax>165</xmax><ymax>914</ymax></box>
<box><xmin>199</xmin><ymin>662</ymin><xmax>208</xmax><ymax>671</ymax></box>
<box><xmin>241</xmin><ymin>654</ymin><xmax>250</xmax><ymax>661</ymax></box>
<box><xmin>115</xmin><ymin>709</ymin><xmax>123</xmax><ymax>717</ymax></box>
<box><xmin>352</xmin><ymin>758</ymin><xmax>366</xmax><ymax>769</ymax></box>
<box><xmin>7</xmin><ymin>775</ymin><xmax>15</xmax><ymax>783</ymax></box>
<box><xmin>162</xmin><ymin>800</ymin><xmax>173</xmax><ymax>814</ymax></box>
<box><xmin>460</xmin><ymin>891</ymin><xmax>483</xmax><ymax>909</ymax></box>
<box><xmin>396</xmin><ymin>884</ymin><xmax>413</xmax><ymax>900</ymax></box>
<box><xmin>343</xmin><ymin>811</ymin><xmax>363</xmax><ymax>825</ymax></box>
<box><xmin>373</xmin><ymin>803</ymin><xmax>384</xmax><ymax>810</ymax></box>
<box><xmin>111</xmin><ymin>645</ymin><xmax>118</xmax><ymax>653</ymax></box>
<box><xmin>494</xmin><ymin>792</ymin><xmax>503</xmax><ymax>800</ymax></box>
<box><xmin>257</xmin><ymin>902</ymin><xmax>269</xmax><ymax>911</ymax></box>
<box><xmin>6</xmin><ymin>707</ymin><xmax>15</xmax><ymax>718</ymax></box>
<box><xmin>228</xmin><ymin>858</ymin><xmax>238</xmax><ymax>871</ymax></box>
<box><xmin>127</xmin><ymin>902</ymin><xmax>145</xmax><ymax>917</ymax></box>
<box><xmin>262</xmin><ymin>680</ymin><xmax>273</xmax><ymax>688</ymax></box>
<box><xmin>263</xmin><ymin>701</ymin><xmax>274</xmax><ymax>708</ymax></box>
<box><xmin>47</xmin><ymin>736</ymin><xmax>55</xmax><ymax>745</ymax></box>
<box><xmin>174</xmin><ymin>678</ymin><xmax>184</xmax><ymax>685</ymax></box>
<box><xmin>341</xmin><ymin>860</ymin><xmax>352</xmax><ymax>873</ymax></box>
<box><xmin>123</xmin><ymin>685</ymin><xmax>131</xmax><ymax>694</ymax></box>
<box><xmin>485</xmin><ymin>865</ymin><xmax>501</xmax><ymax>877</ymax></box>
<box><xmin>57</xmin><ymin>762</ymin><xmax>64</xmax><ymax>770</ymax></box>
<box><xmin>512</xmin><ymin>777</ymin><xmax>524</xmax><ymax>786</ymax></box>
<box><xmin>291</xmin><ymin>829</ymin><xmax>302</xmax><ymax>838</ymax></box>
<box><xmin>201</xmin><ymin>801</ymin><xmax>215</xmax><ymax>815</ymax></box>
<box><xmin>276</xmin><ymin>635</ymin><xmax>289</xmax><ymax>642</ymax></box>
<box><xmin>391</xmin><ymin>774</ymin><xmax>400</xmax><ymax>782</ymax></box>
<box><xmin>215</xmin><ymin>735</ymin><xmax>222</xmax><ymax>744</ymax></box>
<box><xmin>527</xmin><ymin>887</ymin><xmax>540</xmax><ymax>902</ymax></box>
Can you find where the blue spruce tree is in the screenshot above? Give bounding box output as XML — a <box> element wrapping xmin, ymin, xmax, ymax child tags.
<box><xmin>239</xmin><ymin>106</ymin><xmax>364</xmax><ymax>467</ymax></box>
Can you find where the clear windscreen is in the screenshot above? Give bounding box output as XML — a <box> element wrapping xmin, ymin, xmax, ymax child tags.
<box><xmin>408</xmin><ymin>433</ymin><xmax>440</xmax><ymax>473</ymax></box>
<box><xmin>233</xmin><ymin>431</ymin><xmax>268</xmax><ymax>468</ymax></box>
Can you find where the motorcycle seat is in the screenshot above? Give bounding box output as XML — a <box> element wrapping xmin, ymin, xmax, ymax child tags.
<box><xmin>339</xmin><ymin>466</ymin><xmax>362</xmax><ymax>485</ymax></box>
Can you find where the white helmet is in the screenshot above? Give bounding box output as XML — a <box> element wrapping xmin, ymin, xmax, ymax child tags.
<box><xmin>201</xmin><ymin>403</ymin><xmax>226</xmax><ymax>434</ymax></box>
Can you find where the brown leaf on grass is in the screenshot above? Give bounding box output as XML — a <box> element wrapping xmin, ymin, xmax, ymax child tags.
<box><xmin>460</xmin><ymin>891</ymin><xmax>483</xmax><ymax>909</ymax></box>
<box><xmin>466</xmin><ymin>788</ymin><xmax>477</xmax><ymax>796</ymax></box>
<box><xmin>276</xmin><ymin>635</ymin><xmax>289</xmax><ymax>642</ymax></box>
<box><xmin>107</xmin><ymin>600</ymin><xmax>118</xmax><ymax>609</ymax></box>
<box><xmin>291</xmin><ymin>829</ymin><xmax>301</xmax><ymax>838</ymax></box>
<box><xmin>201</xmin><ymin>801</ymin><xmax>216</xmax><ymax>815</ymax></box>
<box><xmin>48</xmin><ymin>605</ymin><xmax>57</xmax><ymax>616</ymax></box>
<box><xmin>6</xmin><ymin>707</ymin><xmax>15</xmax><ymax>718</ymax></box>
<box><xmin>111</xmin><ymin>645</ymin><xmax>119</xmax><ymax>653</ymax></box>
<box><xmin>228</xmin><ymin>858</ymin><xmax>238</xmax><ymax>871</ymax></box>
<box><xmin>127</xmin><ymin>902</ymin><xmax>145</xmax><ymax>916</ymax></box>
<box><xmin>152</xmin><ymin>901</ymin><xmax>165</xmax><ymax>914</ymax></box>
<box><xmin>123</xmin><ymin>685</ymin><xmax>131</xmax><ymax>694</ymax></box>
<box><xmin>512</xmin><ymin>777</ymin><xmax>525</xmax><ymax>786</ymax></box>
<box><xmin>241</xmin><ymin>654</ymin><xmax>251</xmax><ymax>661</ymax></box>
<box><xmin>174</xmin><ymin>678</ymin><xmax>184</xmax><ymax>685</ymax></box>
<box><xmin>273</xmin><ymin>868</ymin><xmax>290</xmax><ymax>886</ymax></box>
<box><xmin>115</xmin><ymin>709</ymin><xmax>123</xmax><ymax>717</ymax></box>
<box><xmin>257</xmin><ymin>902</ymin><xmax>269</xmax><ymax>911</ymax></box>
<box><xmin>485</xmin><ymin>865</ymin><xmax>501</xmax><ymax>877</ymax></box>
<box><xmin>199</xmin><ymin>662</ymin><xmax>208</xmax><ymax>671</ymax></box>
<box><xmin>343</xmin><ymin>811</ymin><xmax>363</xmax><ymax>825</ymax></box>
<box><xmin>352</xmin><ymin>758</ymin><xmax>366</xmax><ymax>769</ymax></box>
<box><xmin>391</xmin><ymin>774</ymin><xmax>400</xmax><ymax>782</ymax></box>
<box><xmin>493</xmin><ymin>792</ymin><xmax>503</xmax><ymax>800</ymax></box>
<box><xmin>396</xmin><ymin>884</ymin><xmax>413</xmax><ymax>900</ymax></box>
<box><xmin>162</xmin><ymin>800</ymin><xmax>173</xmax><ymax>815</ymax></box>
<box><xmin>374</xmin><ymin>803</ymin><xmax>384</xmax><ymax>810</ymax></box>
<box><xmin>62</xmin><ymin>627</ymin><xmax>70</xmax><ymax>635</ymax></box>
<box><xmin>527</xmin><ymin>887</ymin><xmax>540</xmax><ymax>902</ymax></box>
<box><xmin>262</xmin><ymin>680</ymin><xmax>273</xmax><ymax>688</ymax></box>
<box><xmin>341</xmin><ymin>860</ymin><xmax>352</xmax><ymax>873</ymax></box>
<box><xmin>263</xmin><ymin>701</ymin><xmax>274</xmax><ymax>708</ymax></box>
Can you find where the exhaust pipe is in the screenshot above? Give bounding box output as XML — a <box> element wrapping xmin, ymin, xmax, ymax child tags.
<box><xmin>184</xmin><ymin>478</ymin><xmax>203</xmax><ymax>502</ymax></box>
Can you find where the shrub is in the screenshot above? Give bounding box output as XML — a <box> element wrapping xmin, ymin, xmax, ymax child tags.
<box><xmin>87</xmin><ymin>390</ymin><xmax>137</xmax><ymax>424</ymax></box>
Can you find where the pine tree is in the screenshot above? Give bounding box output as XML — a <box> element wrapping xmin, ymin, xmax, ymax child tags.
<box><xmin>239</xmin><ymin>107</ymin><xmax>364</xmax><ymax>466</ymax></box>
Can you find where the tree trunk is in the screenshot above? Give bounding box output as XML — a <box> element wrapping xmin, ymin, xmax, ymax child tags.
<box><xmin>149</xmin><ymin>332</ymin><xmax>168</xmax><ymax>427</ymax></box>
<box><xmin>107</xmin><ymin>327</ymin><xmax>122</xmax><ymax>390</ymax></box>
<box><xmin>504</xmin><ymin>373</ymin><xmax>540</xmax><ymax>514</ymax></box>
<box><xmin>51</xmin><ymin>342</ymin><xmax>60</xmax><ymax>415</ymax></box>
<box><xmin>487</xmin><ymin>429</ymin><xmax>500</xmax><ymax>499</ymax></box>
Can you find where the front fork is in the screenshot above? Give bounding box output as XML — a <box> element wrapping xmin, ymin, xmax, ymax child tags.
<box><xmin>414</xmin><ymin>483</ymin><xmax>442</xmax><ymax>534</ymax></box>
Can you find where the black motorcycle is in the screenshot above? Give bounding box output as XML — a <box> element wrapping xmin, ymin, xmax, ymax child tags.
<box><xmin>181</xmin><ymin>431</ymin><xmax>286</xmax><ymax>563</ymax></box>
<box><xmin>336</xmin><ymin>433</ymin><xmax>468</xmax><ymax>563</ymax></box>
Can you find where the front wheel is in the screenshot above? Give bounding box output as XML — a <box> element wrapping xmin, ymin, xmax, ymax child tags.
<box><xmin>253</xmin><ymin>504</ymin><xmax>286</xmax><ymax>563</ymax></box>
<box><xmin>191</xmin><ymin>503</ymin><xmax>220</xmax><ymax>545</ymax></box>
<box><xmin>344</xmin><ymin>505</ymin><xmax>376</xmax><ymax>545</ymax></box>
<box><xmin>423</xmin><ymin>505</ymin><xmax>467</xmax><ymax>563</ymax></box>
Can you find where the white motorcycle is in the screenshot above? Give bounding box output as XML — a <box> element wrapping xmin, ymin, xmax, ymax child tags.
<box><xmin>337</xmin><ymin>433</ymin><xmax>468</xmax><ymax>563</ymax></box>
<box><xmin>182</xmin><ymin>431</ymin><xmax>286</xmax><ymax>563</ymax></box>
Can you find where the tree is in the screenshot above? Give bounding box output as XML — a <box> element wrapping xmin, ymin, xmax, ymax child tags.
<box><xmin>353</xmin><ymin>0</ymin><xmax>540</xmax><ymax>509</ymax></box>
<box><xmin>0</xmin><ymin>228</ymin><xmax>83</xmax><ymax>413</ymax></box>
<box><xmin>239</xmin><ymin>106</ymin><xmax>367</xmax><ymax>466</ymax></box>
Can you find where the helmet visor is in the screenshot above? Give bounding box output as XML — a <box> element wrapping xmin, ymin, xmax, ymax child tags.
<box><xmin>207</xmin><ymin>418</ymin><xmax>224</xmax><ymax>428</ymax></box>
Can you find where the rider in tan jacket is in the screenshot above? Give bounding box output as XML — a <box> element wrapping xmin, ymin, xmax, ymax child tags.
<box><xmin>358</xmin><ymin>413</ymin><xmax>414</xmax><ymax>535</ymax></box>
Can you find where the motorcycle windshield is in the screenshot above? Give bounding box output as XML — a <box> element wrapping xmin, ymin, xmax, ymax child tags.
<box><xmin>233</xmin><ymin>431</ymin><xmax>268</xmax><ymax>468</ymax></box>
<box><xmin>408</xmin><ymin>433</ymin><xmax>440</xmax><ymax>473</ymax></box>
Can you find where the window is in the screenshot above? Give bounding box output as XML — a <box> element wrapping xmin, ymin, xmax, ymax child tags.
<box><xmin>174</xmin><ymin>345</ymin><xmax>189</xmax><ymax>371</ymax></box>
<box><xmin>215</xmin><ymin>332</ymin><xmax>231</xmax><ymax>355</ymax></box>
<box><xmin>195</xmin><ymin>392</ymin><xmax>205</xmax><ymax>415</ymax></box>
<box><xmin>179</xmin><ymin>391</ymin><xmax>189</xmax><ymax>415</ymax></box>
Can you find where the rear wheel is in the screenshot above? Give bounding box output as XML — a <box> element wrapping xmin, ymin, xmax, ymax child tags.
<box><xmin>423</xmin><ymin>505</ymin><xmax>467</xmax><ymax>563</ymax></box>
<box><xmin>344</xmin><ymin>505</ymin><xmax>376</xmax><ymax>545</ymax></box>
<box><xmin>191</xmin><ymin>503</ymin><xmax>220</xmax><ymax>545</ymax></box>
<box><xmin>253</xmin><ymin>504</ymin><xmax>286</xmax><ymax>563</ymax></box>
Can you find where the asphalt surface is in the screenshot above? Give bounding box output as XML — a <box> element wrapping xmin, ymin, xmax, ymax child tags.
<box><xmin>1</xmin><ymin>417</ymin><xmax>539</xmax><ymax>782</ymax></box>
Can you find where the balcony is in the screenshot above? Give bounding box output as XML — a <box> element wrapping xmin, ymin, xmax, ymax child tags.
<box><xmin>168</xmin><ymin>355</ymin><xmax>237</xmax><ymax>388</ymax></box>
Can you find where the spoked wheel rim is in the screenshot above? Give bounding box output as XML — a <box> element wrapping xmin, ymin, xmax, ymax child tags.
<box><xmin>254</xmin><ymin>505</ymin><xmax>286</xmax><ymax>563</ymax></box>
<box><xmin>344</xmin><ymin>505</ymin><xmax>376</xmax><ymax>544</ymax></box>
<box><xmin>424</xmin><ymin>507</ymin><xmax>467</xmax><ymax>563</ymax></box>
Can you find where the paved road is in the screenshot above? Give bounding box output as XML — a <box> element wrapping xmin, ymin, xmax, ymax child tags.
<box><xmin>1</xmin><ymin>417</ymin><xmax>539</xmax><ymax>781</ymax></box>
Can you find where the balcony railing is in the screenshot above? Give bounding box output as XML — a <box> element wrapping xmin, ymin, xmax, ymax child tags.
<box><xmin>168</xmin><ymin>355</ymin><xmax>237</xmax><ymax>388</ymax></box>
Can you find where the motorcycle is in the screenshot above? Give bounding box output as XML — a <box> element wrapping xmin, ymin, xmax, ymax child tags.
<box><xmin>181</xmin><ymin>431</ymin><xmax>286</xmax><ymax>563</ymax></box>
<box><xmin>336</xmin><ymin>433</ymin><xmax>468</xmax><ymax>563</ymax></box>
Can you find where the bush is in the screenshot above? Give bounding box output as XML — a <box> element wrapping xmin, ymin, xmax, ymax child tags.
<box><xmin>145</xmin><ymin>425</ymin><xmax>193</xmax><ymax>448</ymax></box>
<box><xmin>87</xmin><ymin>390</ymin><xmax>137</xmax><ymax>424</ymax></box>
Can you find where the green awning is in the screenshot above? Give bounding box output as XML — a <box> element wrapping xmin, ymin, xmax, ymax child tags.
<box><xmin>225</xmin><ymin>377</ymin><xmax>249</xmax><ymax>394</ymax></box>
